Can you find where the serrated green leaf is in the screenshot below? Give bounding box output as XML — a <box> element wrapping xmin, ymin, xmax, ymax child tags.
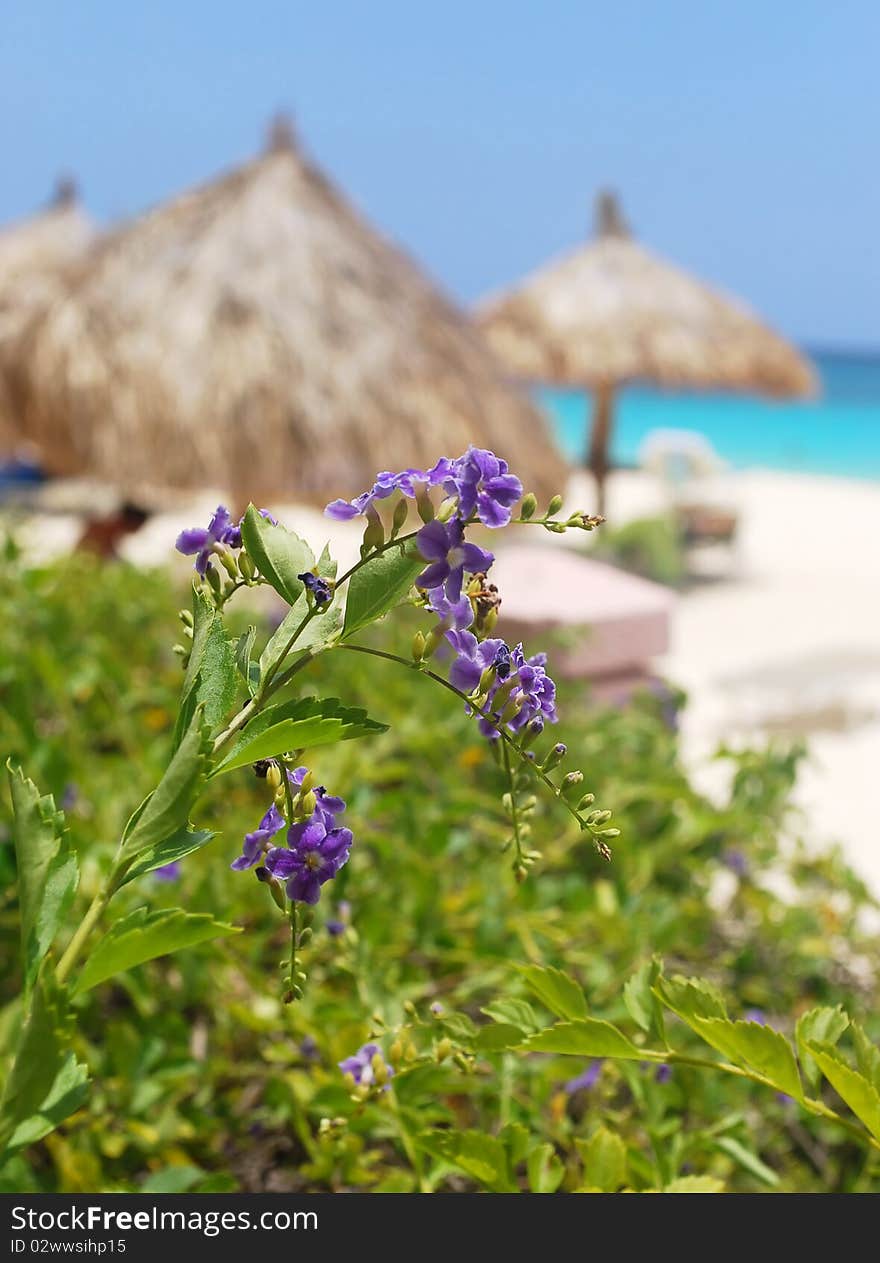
<box><xmin>6</xmin><ymin>764</ymin><xmax>78</xmax><ymax>991</ymax></box>
<box><xmin>624</xmin><ymin>958</ymin><xmax>666</xmax><ymax>1042</ymax></box>
<box><xmin>851</xmin><ymin>1023</ymin><xmax>880</xmax><ymax>1094</ymax></box>
<box><xmin>259</xmin><ymin>594</ymin><xmax>343</xmax><ymax>681</ymax></box>
<box><xmin>0</xmin><ymin>970</ymin><xmax>86</xmax><ymax>1160</ymax></box>
<box><xmin>342</xmin><ymin>542</ymin><xmax>423</xmax><ymax>639</ymax></box>
<box><xmin>213</xmin><ymin>696</ymin><xmax>387</xmax><ymax>775</ymax></box>
<box><xmin>713</xmin><ymin>1135</ymin><xmax>779</xmax><ymax>1187</ymax></box>
<box><xmin>4</xmin><ymin>1053</ymin><xmax>89</xmax><ymax>1159</ymax></box>
<box><xmin>120</xmin><ymin>708</ymin><xmax>212</xmax><ymax>859</ymax></box>
<box><xmin>664</xmin><ymin>1175</ymin><xmax>725</xmax><ymax>1193</ymax></box>
<box><xmin>196</xmin><ymin>617</ymin><xmax>238</xmax><ymax>729</ymax></box>
<box><xmin>75</xmin><ymin>906</ymin><xmax>241</xmax><ymax>994</ymax></box>
<box><xmin>475</xmin><ymin>1023</ymin><xmax>523</xmax><ymax>1052</ymax></box>
<box><xmin>115</xmin><ymin>828</ymin><xmax>216</xmax><ymax>887</ymax></box>
<box><xmin>655</xmin><ymin>974</ymin><xmax>728</xmax><ymax>1022</ymax></box>
<box><xmin>438</xmin><ymin>1011</ymin><xmax>478</xmax><ymax>1045</ymax></box>
<box><xmin>240</xmin><ymin>505</ymin><xmax>313</xmax><ymax>605</ymax></box>
<box><xmin>577</xmin><ymin>1126</ymin><xmax>627</xmax><ymax>1192</ymax></box>
<box><xmin>421</xmin><ymin>1130</ymin><xmax>514</xmax><ymax>1192</ymax></box>
<box><xmin>520</xmin><ymin>1018</ymin><xmax>643</xmax><ymax>1059</ymax></box>
<box><xmin>481</xmin><ymin>998</ymin><xmax>540</xmax><ymax>1034</ymax></box>
<box><xmin>234</xmin><ymin>626</ymin><xmax>258</xmax><ymax>695</ymax></box>
<box><xmin>526</xmin><ymin>1142</ymin><xmax>564</xmax><ymax>1193</ymax></box>
<box><xmin>517</xmin><ymin>964</ymin><xmax>588</xmax><ymax>1021</ymax></box>
<box><xmin>806</xmin><ymin>1041</ymin><xmax>880</xmax><ymax>1142</ymax></box>
<box><xmin>690</xmin><ymin>1018</ymin><xmax>802</xmax><ymax>1100</ymax></box>
<box><xmin>796</xmin><ymin>1006</ymin><xmax>849</xmax><ymax>1089</ymax></box>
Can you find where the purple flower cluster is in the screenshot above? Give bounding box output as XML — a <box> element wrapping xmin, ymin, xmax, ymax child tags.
<box><xmin>446</xmin><ymin>632</ymin><xmax>558</xmax><ymax>739</ymax></box>
<box><xmin>415</xmin><ymin>519</ymin><xmax>494</xmax><ymax>603</ymax></box>
<box><xmin>176</xmin><ymin>505</ymin><xmax>277</xmax><ymax>574</ymax></box>
<box><xmin>298</xmin><ymin>571</ymin><xmax>333</xmax><ymax>606</ymax></box>
<box><xmin>231</xmin><ymin>768</ymin><xmax>352</xmax><ymax>906</ymax></box>
<box><xmin>338</xmin><ymin>1043</ymin><xmax>393</xmax><ymax>1089</ymax></box>
<box><xmin>323</xmin><ymin>446</ymin><xmax>522</xmax><ymax>530</ymax></box>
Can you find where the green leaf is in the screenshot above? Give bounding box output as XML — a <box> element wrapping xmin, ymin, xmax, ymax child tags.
<box><xmin>520</xmin><ymin>1018</ymin><xmax>643</xmax><ymax>1059</ymax></box>
<box><xmin>259</xmin><ymin>594</ymin><xmax>343</xmax><ymax>682</ymax></box>
<box><xmin>342</xmin><ymin>541</ymin><xmax>423</xmax><ymax>639</ymax></box>
<box><xmin>240</xmin><ymin>505</ymin><xmax>313</xmax><ymax>605</ymax></box>
<box><xmin>481</xmin><ymin>998</ymin><xmax>541</xmax><ymax>1034</ymax></box>
<box><xmin>213</xmin><ymin>696</ymin><xmax>387</xmax><ymax>775</ymax></box>
<box><xmin>75</xmin><ymin>906</ymin><xmax>241</xmax><ymax>994</ymax></box>
<box><xmin>234</xmin><ymin>626</ymin><xmax>258</xmax><ymax>695</ymax></box>
<box><xmin>796</xmin><ymin>1006</ymin><xmax>849</xmax><ymax>1089</ymax></box>
<box><xmin>4</xmin><ymin>1054</ymin><xmax>89</xmax><ymax>1158</ymax></box>
<box><xmin>114</xmin><ymin>828</ymin><xmax>216</xmax><ymax>887</ymax></box>
<box><xmin>475</xmin><ymin>1023</ymin><xmax>524</xmax><ymax>1052</ymax></box>
<box><xmin>526</xmin><ymin>1142</ymin><xmax>564</xmax><ymax>1193</ymax></box>
<box><xmin>517</xmin><ymin>964</ymin><xmax>588</xmax><ymax>1021</ymax></box>
<box><xmin>805</xmin><ymin>1041</ymin><xmax>880</xmax><ymax>1142</ymax></box>
<box><xmin>421</xmin><ymin>1130</ymin><xmax>514</xmax><ymax>1192</ymax></box>
<box><xmin>690</xmin><ymin>1018</ymin><xmax>802</xmax><ymax>1101</ymax></box>
<box><xmin>851</xmin><ymin>1022</ymin><xmax>880</xmax><ymax>1094</ymax></box>
<box><xmin>141</xmin><ymin>1165</ymin><xmax>205</xmax><ymax>1193</ymax></box>
<box><xmin>437</xmin><ymin>1011</ymin><xmax>479</xmax><ymax>1045</ymax></box>
<box><xmin>194</xmin><ymin>617</ymin><xmax>238</xmax><ymax>730</ymax></box>
<box><xmin>6</xmin><ymin>764</ymin><xmax>78</xmax><ymax>991</ymax></box>
<box><xmin>664</xmin><ymin>1175</ymin><xmax>725</xmax><ymax>1193</ymax></box>
<box><xmin>624</xmin><ymin>958</ymin><xmax>666</xmax><ymax>1042</ymax></box>
<box><xmin>655</xmin><ymin>974</ymin><xmax>727</xmax><ymax>1023</ymax></box>
<box><xmin>120</xmin><ymin>708</ymin><xmax>212</xmax><ymax>859</ymax></box>
<box><xmin>498</xmin><ymin>1122</ymin><xmax>531</xmax><ymax>1167</ymax></box>
<box><xmin>577</xmin><ymin>1126</ymin><xmax>627</xmax><ymax>1192</ymax></box>
<box><xmin>713</xmin><ymin>1136</ymin><xmax>779</xmax><ymax>1187</ymax></box>
<box><xmin>0</xmin><ymin>970</ymin><xmax>86</xmax><ymax>1160</ymax></box>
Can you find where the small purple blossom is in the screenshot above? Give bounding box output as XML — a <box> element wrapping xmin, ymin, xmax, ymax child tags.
<box><xmin>231</xmin><ymin>803</ymin><xmax>285</xmax><ymax>871</ymax></box>
<box><xmin>564</xmin><ymin>1060</ymin><xmax>603</xmax><ymax>1094</ymax></box>
<box><xmin>429</xmin><ymin>1002</ymin><xmax>444</xmax><ymax>1016</ymax></box>
<box><xmin>61</xmin><ymin>783</ymin><xmax>78</xmax><ymax>811</ymax></box>
<box><xmin>175</xmin><ymin>505</ymin><xmax>239</xmax><ymax>576</ymax></box>
<box><xmin>427</xmin><ymin>586</ymin><xmax>474</xmax><ymax>631</ymax></box>
<box><xmin>415</xmin><ymin>519</ymin><xmax>494</xmax><ymax>602</ymax></box>
<box><xmin>446</xmin><ymin>633</ymin><xmax>558</xmax><ymax>738</ymax></box>
<box><xmin>744</xmin><ymin>1008</ymin><xmax>767</xmax><ymax>1026</ymax></box>
<box><xmin>153</xmin><ymin>861</ymin><xmax>182</xmax><ymax>882</ymax></box>
<box><xmin>722</xmin><ymin>848</ymin><xmax>749</xmax><ymax>878</ymax></box>
<box><xmin>445</xmin><ymin>447</ymin><xmax>523</xmax><ymax>528</ymax></box>
<box><xmin>265</xmin><ymin>821</ymin><xmax>353</xmax><ymax>905</ymax></box>
<box><xmin>654</xmin><ymin>1063</ymin><xmax>673</xmax><ymax>1084</ymax></box>
<box><xmin>339</xmin><ymin>1042</ymin><xmax>393</xmax><ymax>1088</ymax></box>
<box><xmin>324</xmin><ymin>461</ymin><xmax>451</xmax><ymax>521</ymax></box>
<box><xmin>446</xmin><ymin>630</ymin><xmax>506</xmax><ymax>694</ymax></box>
<box><xmin>298</xmin><ymin>571</ymin><xmax>333</xmax><ymax>606</ymax></box>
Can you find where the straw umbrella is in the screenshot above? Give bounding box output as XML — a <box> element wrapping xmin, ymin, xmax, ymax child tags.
<box><xmin>477</xmin><ymin>192</ymin><xmax>816</xmax><ymax>514</ymax></box>
<box><xmin>0</xmin><ymin>179</ymin><xmax>94</xmax><ymax>452</ymax></box>
<box><xmin>5</xmin><ymin>122</ymin><xmax>565</xmax><ymax>504</ymax></box>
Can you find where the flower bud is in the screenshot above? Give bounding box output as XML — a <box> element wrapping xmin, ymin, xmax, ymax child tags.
<box><xmin>266</xmin><ymin>764</ymin><xmax>282</xmax><ymax>791</ymax></box>
<box><xmin>371</xmin><ymin>1052</ymin><xmax>389</xmax><ymax>1086</ymax></box>
<box><xmin>519</xmin><ymin>492</ymin><xmax>537</xmax><ymax>520</ymax></box>
<box><xmin>239</xmin><ymin>551</ymin><xmax>256</xmax><ymax>582</ymax></box>
<box><xmin>521</xmin><ymin>717</ymin><xmax>544</xmax><ymax>749</ymax></box>
<box><xmin>389</xmin><ymin>1038</ymin><xmax>404</xmax><ymax>1064</ymax></box>
<box><xmin>391</xmin><ymin>497</ymin><xmax>409</xmax><ymax>536</ymax></box>
<box><xmin>500</xmin><ymin>693</ymin><xmax>526</xmax><ymax>726</ymax></box>
<box><xmin>576</xmin><ymin>793</ymin><xmax>595</xmax><ymax>811</ymax></box>
<box><xmin>416</xmin><ymin>486</ymin><xmax>435</xmax><ymax>523</ymax></box>
<box><xmin>514</xmin><ymin>863</ymin><xmax>529</xmax><ymax>884</ymax></box>
<box><xmin>206</xmin><ymin>562</ymin><xmax>223</xmax><ymax>594</ymax></box>
<box><xmin>362</xmin><ymin>509</ymin><xmax>385</xmax><ymax>552</ymax></box>
<box><xmin>423</xmin><ymin>627</ymin><xmax>444</xmax><ymax>659</ymax></box>
<box><xmin>478</xmin><ymin>665</ymin><xmax>497</xmax><ymax>694</ymax></box>
<box><xmin>217</xmin><ymin>547</ymin><xmax>239</xmax><ymax>580</ymax></box>
<box><xmin>547</xmin><ymin>493</ymin><xmax>564</xmax><ymax>516</ymax></box>
<box><xmin>436</xmin><ymin>496</ymin><xmax>458</xmax><ymax>523</ymax></box>
<box><xmin>411</xmin><ymin>631</ymin><xmax>426</xmax><ymax>662</ymax></box>
<box><xmin>299</xmin><ymin>790</ymin><xmax>317</xmax><ymax>817</ymax></box>
<box><xmin>298</xmin><ymin>770</ymin><xmax>316</xmax><ymax>795</ymax></box>
<box><xmin>179</xmin><ymin>608</ymin><xmax>194</xmax><ymax>628</ymax></box>
<box><xmin>540</xmin><ymin>742</ymin><xmax>567</xmax><ymax>772</ymax></box>
<box><xmin>482</xmin><ymin>606</ymin><xmax>499</xmax><ymax>635</ymax></box>
<box><xmin>435</xmin><ymin>1037</ymin><xmax>453</xmax><ymax>1062</ymax></box>
<box><xmin>561</xmin><ymin>770</ymin><xmax>584</xmax><ymax>798</ymax></box>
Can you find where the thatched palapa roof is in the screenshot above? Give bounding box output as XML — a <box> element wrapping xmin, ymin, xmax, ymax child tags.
<box><xmin>476</xmin><ymin>192</ymin><xmax>816</xmax><ymax>398</ymax></box>
<box><xmin>4</xmin><ymin>124</ymin><xmax>565</xmax><ymax>503</ymax></box>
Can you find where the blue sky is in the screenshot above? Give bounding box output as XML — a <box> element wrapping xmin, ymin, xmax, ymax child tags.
<box><xmin>2</xmin><ymin>1</ymin><xmax>877</xmax><ymax>347</ymax></box>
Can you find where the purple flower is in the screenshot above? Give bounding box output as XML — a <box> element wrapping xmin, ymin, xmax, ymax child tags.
<box><xmin>286</xmin><ymin>767</ymin><xmax>346</xmax><ymax>828</ymax></box>
<box><xmin>231</xmin><ymin>803</ymin><xmax>286</xmax><ymax>871</ymax></box>
<box><xmin>339</xmin><ymin>1043</ymin><xmax>394</xmax><ymax>1088</ymax></box>
<box><xmin>61</xmin><ymin>783</ymin><xmax>78</xmax><ymax>811</ymax></box>
<box><xmin>446</xmin><ymin>634</ymin><xmax>558</xmax><ymax>738</ymax></box>
<box><xmin>564</xmin><ymin>1060</ymin><xmax>603</xmax><ymax>1094</ymax></box>
<box><xmin>415</xmin><ymin>519</ymin><xmax>494</xmax><ymax>602</ymax></box>
<box><xmin>722</xmin><ymin>848</ymin><xmax>749</xmax><ymax>878</ymax></box>
<box><xmin>427</xmin><ymin>586</ymin><xmax>474</xmax><ymax>631</ymax></box>
<box><xmin>265</xmin><ymin>821</ymin><xmax>353</xmax><ymax>905</ymax></box>
<box><xmin>324</xmin><ymin>461</ymin><xmax>451</xmax><ymax>522</ymax></box>
<box><xmin>429</xmin><ymin>1002</ymin><xmax>444</xmax><ymax>1016</ymax></box>
<box><xmin>298</xmin><ymin>571</ymin><xmax>333</xmax><ymax>606</ymax></box>
<box><xmin>153</xmin><ymin>861</ymin><xmax>182</xmax><ymax>882</ymax></box>
<box><xmin>176</xmin><ymin>505</ymin><xmax>240</xmax><ymax>576</ymax></box>
<box><xmin>445</xmin><ymin>447</ymin><xmax>523</xmax><ymax>528</ymax></box>
<box><xmin>654</xmin><ymin>1063</ymin><xmax>673</xmax><ymax>1084</ymax></box>
<box><xmin>446</xmin><ymin>629</ymin><xmax>507</xmax><ymax>694</ymax></box>
<box><xmin>744</xmin><ymin>1008</ymin><xmax>767</xmax><ymax>1026</ymax></box>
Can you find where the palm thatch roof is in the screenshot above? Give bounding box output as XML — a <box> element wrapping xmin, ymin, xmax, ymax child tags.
<box><xmin>476</xmin><ymin>192</ymin><xmax>816</xmax><ymax>398</ymax></box>
<box><xmin>4</xmin><ymin>125</ymin><xmax>565</xmax><ymax>503</ymax></box>
<box><xmin>0</xmin><ymin>180</ymin><xmax>94</xmax><ymax>451</ymax></box>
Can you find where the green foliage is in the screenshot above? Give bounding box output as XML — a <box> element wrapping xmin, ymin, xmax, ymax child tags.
<box><xmin>75</xmin><ymin>907</ymin><xmax>241</xmax><ymax>994</ymax></box>
<box><xmin>239</xmin><ymin>506</ymin><xmax>313</xmax><ymax>606</ymax></box>
<box><xmin>588</xmin><ymin>514</ymin><xmax>686</xmax><ymax>587</ymax></box>
<box><xmin>2</xmin><ymin>551</ymin><xmax>879</xmax><ymax>1193</ymax></box>
<box><xmin>213</xmin><ymin>697</ymin><xmax>388</xmax><ymax>775</ymax></box>
<box><xmin>341</xmin><ymin>541</ymin><xmax>423</xmax><ymax>638</ymax></box>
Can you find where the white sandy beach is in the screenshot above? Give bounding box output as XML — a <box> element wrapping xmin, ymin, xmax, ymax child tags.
<box><xmin>10</xmin><ymin>465</ymin><xmax>880</xmax><ymax>892</ymax></box>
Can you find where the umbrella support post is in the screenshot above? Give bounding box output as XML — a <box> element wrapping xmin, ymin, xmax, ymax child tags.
<box><xmin>587</xmin><ymin>381</ymin><xmax>614</xmax><ymax>517</ymax></box>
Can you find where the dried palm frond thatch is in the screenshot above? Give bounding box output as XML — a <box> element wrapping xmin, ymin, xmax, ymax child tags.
<box><xmin>0</xmin><ymin>179</ymin><xmax>94</xmax><ymax>452</ymax></box>
<box><xmin>4</xmin><ymin>125</ymin><xmax>565</xmax><ymax>504</ymax></box>
<box><xmin>477</xmin><ymin>192</ymin><xmax>816</xmax><ymax>511</ymax></box>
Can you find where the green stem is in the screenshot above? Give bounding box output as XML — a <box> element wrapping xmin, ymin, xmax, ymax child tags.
<box><xmin>334</xmin><ymin>529</ymin><xmax>421</xmax><ymax>589</ymax></box>
<box><xmin>388</xmin><ymin>1087</ymin><xmax>429</xmax><ymax>1191</ymax></box>
<box><xmin>261</xmin><ymin>609</ymin><xmax>317</xmax><ymax>693</ymax></box>
<box><xmin>55</xmin><ymin>888</ymin><xmax>110</xmax><ymax>985</ymax></box>
<box><xmin>287</xmin><ymin>900</ymin><xmax>299</xmax><ymax>1002</ymax></box>
<box><xmin>501</xmin><ymin>738</ymin><xmax>525</xmax><ymax>869</ymax></box>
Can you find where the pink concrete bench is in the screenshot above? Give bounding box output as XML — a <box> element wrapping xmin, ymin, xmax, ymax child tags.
<box><xmin>490</xmin><ymin>545</ymin><xmax>674</xmax><ymax>680</ymax></box>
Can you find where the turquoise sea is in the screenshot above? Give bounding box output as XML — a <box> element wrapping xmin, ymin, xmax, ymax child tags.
<box><xmin>540</xmin><ymin>350</ymin><xmax>880</xmax><ymax>480</ymax></box>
